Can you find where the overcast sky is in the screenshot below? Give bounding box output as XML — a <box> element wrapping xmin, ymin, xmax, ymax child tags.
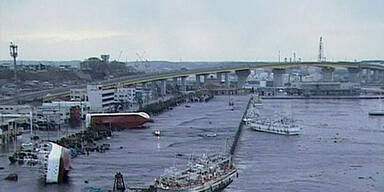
<box><xmin>0</xmin><ymin>0</ymin><xmax>383</xmax><ymax>61</ymax></box>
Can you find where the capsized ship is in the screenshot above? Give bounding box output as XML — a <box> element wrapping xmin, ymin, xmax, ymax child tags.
<box><xmin>38</xmin><ymin>142</ymin><xmax>72</xmax><ymax>184</ymax></box>
<box><xmin>85</xmin><ymin>112</ymin><xmax>151</xmax><ymax>130</ymax></box>
<box><xmin>153</xmin><ymin>154</ymin><xmax>238</xmax><ymax>192</ymax></box>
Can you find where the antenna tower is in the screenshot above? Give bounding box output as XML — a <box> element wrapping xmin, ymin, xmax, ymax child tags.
<box><xmin>318</xmin><ymin>37</ymin><xmax>325</xmax><ymax>62</ymax></box>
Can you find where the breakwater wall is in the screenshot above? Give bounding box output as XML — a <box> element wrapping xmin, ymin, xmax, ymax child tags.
<box><xmin>229</xmin><ymin>96</ymin><xmax>252</xmax><ymax>156</ymax></box>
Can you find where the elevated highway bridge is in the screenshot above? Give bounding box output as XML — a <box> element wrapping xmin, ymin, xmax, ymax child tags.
<box><xmin>1</xmin><ymin>61</ymin><xmax>383</xmax><ymax>104</ymax></box>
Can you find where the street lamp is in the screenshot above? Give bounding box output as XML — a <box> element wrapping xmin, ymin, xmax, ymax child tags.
<box><xmin>10</xmin><ymin>42</ymin><xmax>18</xmax><ymax>104</ymax></box>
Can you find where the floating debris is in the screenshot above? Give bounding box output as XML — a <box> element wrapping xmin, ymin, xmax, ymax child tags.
<box><xmin>152</xmin><ymin>129</ymin><xmax>161</xmax><ymax>137</ymax></box>
<box><xmin>4</xmin><ymin>173</ymin><xmax>18</xmax><ymax>181</ymax></box>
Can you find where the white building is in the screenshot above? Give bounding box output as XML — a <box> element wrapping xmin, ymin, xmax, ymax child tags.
<box><xmin>136</xmin><ymin>88</ymin><xmax>152</xmax><ymax>104</ymax></box>
<box><xmin>87</xmin><ymin>84</ymin><xmax>115</xmax><ymax>112</ymax></box>
<box><xmin>40</xmin><ymin>101</ymin><xmax>89</xmax><ymax>124</ymax></box>
<box><xmin>70</xmin><ymin>88</ymin><xmax>87</xmax><ymax>101</ymax></box>
<box><xmin>0</xmin><ymin>105</ymin><xmax>32</xmax><ymax>114</ymax></box>
<box><xmin>114</xmin><ymin>87</ymin><xmax>136</xmax><ymax>104</ymax></box>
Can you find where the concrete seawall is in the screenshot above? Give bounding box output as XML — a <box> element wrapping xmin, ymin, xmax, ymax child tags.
<box><xmin>230</xmin><ymin>96</ymin><xmax>251</xmax><ymax>156</ymax></box>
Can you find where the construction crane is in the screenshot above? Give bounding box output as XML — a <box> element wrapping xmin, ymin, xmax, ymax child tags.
<box><xmin>136</xmin><ymin>52</ymin><xmax>150</xmax><ymax>70</ymax></box>
<box><xmin>117</xmin><ymin>51</ymin><xmax>123</xmax><ymax>62</ymax></box>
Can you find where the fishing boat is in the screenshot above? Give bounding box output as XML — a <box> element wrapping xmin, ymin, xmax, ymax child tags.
<box><xmin>248</xmin><ymin>116</ymin><xmax>300</xmax><ymax>135</ymax></box>
<box><xmin>153</xmin><ymin>153</ymin><xmax>238</xmax><ymax>192</ymax></box>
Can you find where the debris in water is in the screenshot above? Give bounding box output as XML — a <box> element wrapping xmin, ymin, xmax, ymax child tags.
<box><xmin>4</xmin><ymin>173</ymin><xmax>18</xmax><ymax>181</ymax></box>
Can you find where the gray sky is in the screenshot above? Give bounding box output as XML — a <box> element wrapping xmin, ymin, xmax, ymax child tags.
<box><xmin>1</xmin><ymin>0</ymin><xmax>383</xmax><ymax>61</ymax></box>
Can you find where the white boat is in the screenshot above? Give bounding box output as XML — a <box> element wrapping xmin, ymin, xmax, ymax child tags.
<box><xmin>38</xmin><ymin>142</ymin><xmax>72</xmax><ymax>183</ymax></box>
<box><xmin>154</xmin><ymin>154</ymin><xmax>238</xmax><ymax>192</ymax></box>
<box><xmin>153</xmin><ymin>129</ymin><xmax>161</xmax><ymax>136</ymax></box>
<box><xmin>249</xmin><ymin>117</ymin><xmax>300</xmax><ymax>135</ymax></box>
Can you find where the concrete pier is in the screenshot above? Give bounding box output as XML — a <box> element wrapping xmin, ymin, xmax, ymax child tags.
<box><xmin>321</xmin><ymin>67</ymin><xmax>335</xmax><ymax>81</ymax></box>
<box><xmin>216</xmin><ymin>72</ymin><xmax>223</xmax><ymax>83</ymax></box>
<box><xmin>224</xmin><ymin>72</ymin><xmax>230</xmax><ymax>87</ymax></box>
<box><xmin>373</xmin><ymin>70</ymin><xmax>380</xmax><ymax>82</ymax></box>
<box><xmin>230</xmin><ymin>96</ymin><xmax>251</xmax><ymax>155</ymax></box>
<box><xmin>160</xmin><ymin>80</ymin><xmax>167</xmax><ymax>96</ymax></box>
<box><xmin>235</xmin><ymin>69</ymin><xmax>250</xmax><ymax>88</ymax></box>
<box><xmin>272</xmin><ymin>68</ymin><xmax>286</xmax><ymax>87</ymax></box>
<box><xmin>173</xmin><ymin>77</ymin><xmax>178</xmax><ymax>93</ymax></box>
<box><xmin>203</xmin><ymin>74</ymin><xmax>209</xmax><ymax>84</ymax></box>
<box><xmin>180</xmin><ymin>76</ymin><xmax>187</xmax><ymax>92</ymax></box>
<box><xmin>347</xmin><ymin>67</ymin><xmax>361</xmax><ymax>83</ymax></box>
<box><xmin>195</xmin><ymin>75</ymin><xmax>201</xmax><ymax>87</ymax></box>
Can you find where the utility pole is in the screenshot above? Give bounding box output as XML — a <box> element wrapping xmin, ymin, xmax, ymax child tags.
<box><xmin>10</xmin><ymin>42</ymin><xmax>18</xmax><ymax>104</ymax></box>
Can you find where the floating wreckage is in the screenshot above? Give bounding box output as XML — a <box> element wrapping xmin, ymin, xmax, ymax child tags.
<box><xmin>39</xmin><ymin>142</ymin><xmax>72</xmax><ymax>183</ymax></box>
<box><xmin>8</xmin><ymin>142</ymin><xmax>72</xmax><ymax>184</ymax></box>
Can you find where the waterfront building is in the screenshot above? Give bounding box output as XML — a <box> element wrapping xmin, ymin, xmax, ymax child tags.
<box><xmin>114</xmin><ymin>87</ymin><xmax>136</xmax><ymax>107</ymax></box>
<box><xmin>0</xmin><ymin>105</ymin><xmax>32</xmax><ymax>114</ymax></box>
<box><xmin>39</xmin><ymin>101</ymin><xmax>89</xmax><ymax>124</ymax></box>
<box><xmin>87</xmin><ymin>84</ymin><xmax>115</xmax><ymax>112</ymax></box>
<box><xmin>70</xmin><ymin>88</ymin><xmax>87</xmax><ymax>101</ymax></box>
<box><xmin>135</xmin><ymin>88</ymin><xmax>152</xmax><ymax>104</ymax></box>
<box><xmin>299</xmin><ymin>82</ymin><xmax>361</xmax><ymax>96</ymax></box>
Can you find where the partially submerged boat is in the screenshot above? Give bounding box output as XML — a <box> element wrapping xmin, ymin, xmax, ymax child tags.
<box><xmin>9</xmin><ymin>141</ymin><xmax>72</xmax><ymax>184</ymax></box>
<box><xmin>38</xmin><ymin>142</ymin><xmax>72</xmax><ymax>183</ymax></box>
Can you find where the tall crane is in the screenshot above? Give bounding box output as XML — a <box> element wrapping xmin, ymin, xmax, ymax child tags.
<box><xmin>136</xmin><ymin>52</ymin><xmax>150</xmax><ymax>70</ymax></box>
<box><xmin>117</xmin><ymin>51</ymin><xmax>123</xmax><ymax>62</ymax></box>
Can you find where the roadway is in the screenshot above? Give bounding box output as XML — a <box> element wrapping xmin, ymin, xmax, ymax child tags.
<box><xmin>1</xmin><ymin>61</ymin><xmax>383</xmax><ymax>104</ymax></box>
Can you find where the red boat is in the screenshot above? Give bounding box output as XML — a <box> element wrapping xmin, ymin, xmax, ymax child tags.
<box><xmin>85</xmin><ymin>112</ymin><xmax>151</xmax><ymax>130</ymax></box>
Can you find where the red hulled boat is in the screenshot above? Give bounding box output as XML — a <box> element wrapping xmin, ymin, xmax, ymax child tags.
<box><xmin>85</xmin><ymin>112</ymin><xmax>151</xmax><ymax>130</ymax></box>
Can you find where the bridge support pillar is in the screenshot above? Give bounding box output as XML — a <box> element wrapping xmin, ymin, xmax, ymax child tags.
<box><xmin>216</xmin><ymin>72</ymin><xmax>223</xmax><ymax>83</ymax></box>
<box><xmin>347</xmin><ymin>67</ymin><xmax>361</xmax><ymax>83</ymax></box>
<box><xmin>195</xmin><ymin>75</ymin><xmax>201</xmax><ymax>88</ymax></box>
<box><xmin>203</xmin><ymin>74</ymin><xmax>209</xmax><ymax>83</ymax></box>
<box><xmin>235</xmin><ymin>69</ymin><xmax>250</xmax><ymax>88</ymax></box>
<box><xmin>180</xmin><ymin>76</ymin><xmax>187</xmax><ymax>92</ymax></box>
<box><xmin>380</xmin><ymin>71</ymin><xmax>384</xmax><ymax>83</ymax></box>
<box><xmin>224</xmin><ymin>72</ymin><xmax>230</xmax><ymax>87</ymax></box>
<box><xmin>321</xmin><ymin>67</ymin><xmax>335</xmax><ymax>81</ymax></box>
<box><xmin>160</xmin><ymin>80</ymin><xmax>167</xmax><ymax>96</ymax></box>
<box><xmin>367</xmin><ymin>69</ymin><xmax>373</xmax><ymax>83</ymax></box>
<box><xmin>173</xmin><ymin>77</ymin><xmax>178</xmax><ymax>93</ymax></box>
<box><xmin>373</xmin><ymin>70</ymin><xmax>380</xmax><ymax>82</ymax></box>
<box><xmin>272</xmin><ymin>68</ymin><xmax>286</xmax><ymax>87</ymax></box>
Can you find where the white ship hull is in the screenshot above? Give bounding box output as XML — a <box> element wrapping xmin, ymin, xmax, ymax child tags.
<box><xmin>249</xmin><ymin>123</ymin><xmax>300</xmax><ymax>135</ymax></box>
<box><xmin>39</xmin><ymin>142</ymin><xmax>72</xmax><ymax>184</ymax></box>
